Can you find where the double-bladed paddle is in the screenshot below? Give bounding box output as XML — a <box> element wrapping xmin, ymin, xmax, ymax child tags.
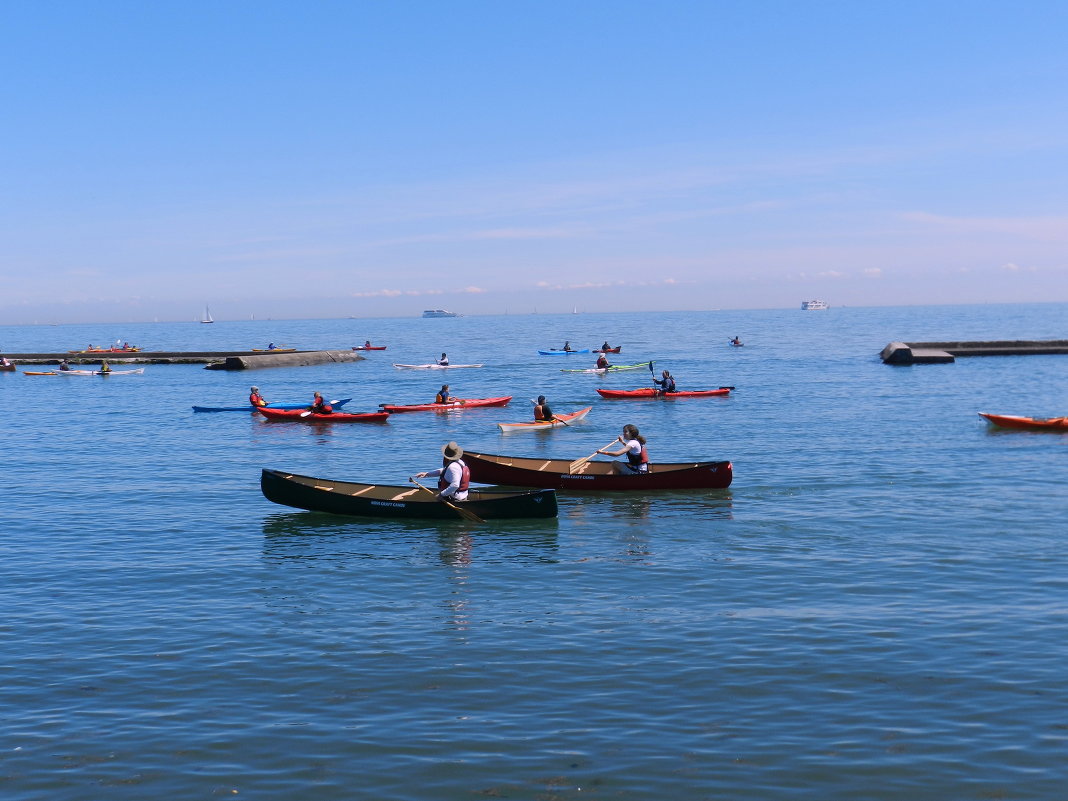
<box><xmin>569</xmin><ymin>439</ymin><xmax>619</xmax><ymax>474</ymax></box>
<box><xmin>409</xmin><ymin>477</ymin><xmax>484</xmax><ymax>523</ymax></box>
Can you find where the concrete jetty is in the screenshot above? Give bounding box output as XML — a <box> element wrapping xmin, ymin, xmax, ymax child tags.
<box><xmin>2</xmin><ymin>350</ymin><xmax>364</xmax><ymax>370</ymax></box>
<box><xmin>881</xmin><ymin>340</ymin><xmax>1068</xmax><ymax>364</ymax></box>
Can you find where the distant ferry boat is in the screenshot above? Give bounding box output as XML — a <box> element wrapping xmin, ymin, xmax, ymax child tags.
<box><xmin>801</xmin><ymin>300</ymin><xmax>829</xmax><ymax>310</ymax></box>
<box><xmin>422</xmin><ymin>309</ymin><xmax>462</xmax><ymax>318</ymax></box>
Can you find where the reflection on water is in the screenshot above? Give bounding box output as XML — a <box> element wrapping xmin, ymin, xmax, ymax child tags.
<box><xmin>559</xmin><ymin>489</ymin><xmax>733</xmax><ymax>522</ymax></box>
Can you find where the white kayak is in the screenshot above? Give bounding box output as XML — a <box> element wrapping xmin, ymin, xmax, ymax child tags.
<box><xmin>392</xmin><ymin>363</ymin><xmax>484</xmax><ymax>369</ymax></box>
<box><xmin>497</xmin><ymin>406</ymin><xmax>592</xmax><ymax>432</ymax></box>
<box><xmin>59</xmin><ymin>368</ymin><xmax>146</xmax><ymax>376</ymax></box>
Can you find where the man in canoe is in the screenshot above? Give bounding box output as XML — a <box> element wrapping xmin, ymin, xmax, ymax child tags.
<box><xmin>309</xmin><ymin>391</ymin><xmax>333</xmax><ymax>414</ymax></box>
<box><xmin>249</xmin><ymin>386</ymin><xmax>267</xmax><ymax>407</ymax></box>
<box><xmin>597</xmin><ymin>424</ymin><xmax>650</xmax><ymax>474</ymax></box>
<box><xmin>435</xmin><ymin>384</ymin><xmax>458</xmax><ymax>404</ymax></box>
<box><xmin>437</xmin><ymin>352</ymin><xmax>449</xmax><ymax>366</ymax></box>
<box><xmin>533</xmin><ymin>395</ymin><xmax>554</xmax><ymax>422</ymax></box>
<box><xmin>653</xmin><ymin>369</ymin><xmax>676</xmax><ymax>394</ymax></box>
<box><xmin>413</xmin><ymin>441</ymin><xmax>470</xmax><ymax>502</ymax></box>
<box><xmin>596</xmin><ymin>353</ymin><xmax>612</xmax><ymax>369</ymax></box>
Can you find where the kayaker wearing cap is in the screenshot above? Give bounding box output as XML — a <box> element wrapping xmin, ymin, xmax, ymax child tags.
<box><xmin>533</xmin><ymin>395</ymin><xmax>554</xmax><ymax>422</ymax></box>
<box><xmin>435</xmin><ymin>384</ymin><xmax>458</xmax><ymax>404</ymax></box>
<box><xmin>309</xmin><ymin>391</ymin><xmax>332</xmax><ymax>414</ymax></box>
<box><xmin>413</xmin><ymin>441</ymin><xmax>470</xmax><ymax>501</ymax></box>
<box><xmin>249</xmin><ymin>386</ymin><xmax>267</xmax><ymax>407</ymax></box>
<box><xmin>653</xmin><ymin>369</ymin><xmax>676</xmax><ymax>394</ymax></box>
<box><xmin>596</xmin><ymin>353</ymin><xmax>611</xmax><ymax>369</ymax></box>
<box><xmin>597</xmin><ymin>424</ymin><xmax>649</xmax><ymax>475</ymax></box>
<box><xmin>437</xmin><ymin>352</ymin><xmax>449</xmax><ymax>366</ymax></box>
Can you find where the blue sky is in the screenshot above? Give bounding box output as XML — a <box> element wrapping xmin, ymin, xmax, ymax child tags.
<box><xmin>2</xmin><ymin>0</ymin><xmax>1066</xmax><ymax>323</ymax></box>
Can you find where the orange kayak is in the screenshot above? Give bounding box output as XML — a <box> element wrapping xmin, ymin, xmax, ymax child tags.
<box><xmin>979</xmin><ymin>413</ymin><xmax>1068</xmax><ymax>431</ymax></box>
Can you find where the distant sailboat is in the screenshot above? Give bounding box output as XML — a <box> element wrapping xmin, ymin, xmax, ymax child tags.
<box><xmin>201</xmin><ymin>305</ymin><xmax>214</xmax><ymax>324</ymax></box>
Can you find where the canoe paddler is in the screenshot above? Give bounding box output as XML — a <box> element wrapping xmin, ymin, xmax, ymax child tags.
<box><xmin>597</xmin><ymin>424</ymin><xmax>650</xmax><ymax>475</ymax></box>
<box><xmin>435</xmin><ymin>384</ymin><xmax>458</xmax><ymax>404</ymax></box>
<box><xmin>413</xmin><ymin>441</ymin><xmax>470</xmax><ymax>501</ymax></box>
<box><xmin>309</xmin><ymin>391</ymin><xmax>333</xmax><ymax>414</ymax></box>
<box><xmin>533</xmin><ymin>395</ymin><xmax>554</xmax><ymax>422</ymax></box>
<box><xmin>249</xmin><ymin>386</ymin><xmax>267</xmax><ymax>407</ymax></box>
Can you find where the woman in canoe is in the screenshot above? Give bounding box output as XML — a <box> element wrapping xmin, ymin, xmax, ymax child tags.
<box><xmin>309</xmin><ymin>391</ymin><xmax>333</xmax><ymax>414</ymax></box>
<box><xmin>533</xmin><ymin>395</ymin><xmax>554</xmax><ymax>422</ymax></box>
<box><xmin>437</xmin><ymin>352</ymin><xmax>449</xmax><ymax>366</ymax></box>
<box><xmin>435</xmin><ymin>384</ymin><xmax>458</xmax><ymax>404</ymax></box>
<box><xmin>596</xmin><ymin>353</ymin><xmax>611</xmax><ymax>369</ymax></box>
<box><xmin>412</xmin><ymin>441</ymin><xmax>470</xmax><ymax>501</ymax></box>
<box><xmin>653</xmin><ymin>369</ymin><xmax>676</xmax><ymax>394</ymax></box>
<box><xmin>597</xmin><ymin>424</ymin><xmax>649</xmax><ymax>475</ymax></box>
<box><xmin>249</xmin><ymin>386</ymin><xmax>267</xmax><ymax>407</ymax></box>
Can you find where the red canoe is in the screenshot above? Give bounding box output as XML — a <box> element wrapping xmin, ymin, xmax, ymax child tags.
<box><xmin>979</xmin><ymin>412</ymin><xmax>1068</xmax><ymax>431</ymax></box>
<box><xmin>463</xmin><ymin>449</ymin><xmax>732</xmax><ymax>490</ymax></box>
<box><xmin>352</xmin><ymin>345</ymin><xmax>387</xmax><ymax>351</ymax></box>
<box><xmin>596</xmin><ymin>387</ymin><xmax>732</xmax><ymax>399</ymax></box>
<box><xmin>380</xmin><ymin>396</ymin><xmax>512</xmax><ymax>413</ymax></box>
<box><xmin>257</xmin><ymin>407</ymin><xmax>390</xmax><ymax>423</ymax></box>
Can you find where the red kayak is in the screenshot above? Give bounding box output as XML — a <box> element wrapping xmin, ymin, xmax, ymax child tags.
<box><xmin>257</xmin><ymin>407</ymin><xmax>390</xmax><ymax>423</ymax></box>
<box><xmin>352</xmin><ymin>345</ymin><xmax>387</xmax><ymax>351</ymax></box>
<box><xmin>979</xmin><ymin>412</ymin><xmax>1068</xmax><ymax>431</ymax></box>
<box><xmin>597</xmin><ymin>387</ymin><xmax>732</xmax><ymax>399</ymax></box>
<box><xmin>380</xmin><ymin>396</ymin><xmax>512</xmax><ymax>413</ymax></box>
<box><xmin>593</xmin><ymin>346</ymin><xmax>622</xmax><ymax>353</ymax></box>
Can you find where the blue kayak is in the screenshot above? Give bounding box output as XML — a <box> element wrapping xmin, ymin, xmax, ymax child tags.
<box><xmin>538</xmin><ymin>348</ymin><xmax>590</xmax><ymax>355</ymax></box>
<box><xmin>193</xmin><ymin>398</ymin><xmax>353</xmax><ymax>413</ymax></box>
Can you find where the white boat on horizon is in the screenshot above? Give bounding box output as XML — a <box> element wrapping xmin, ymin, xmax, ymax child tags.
<box><xmin>422</xmin><ymin>309</ymin><xmax>461</xmax><ymax>318</ymax></box>
<box><xmin>801</xmin><ymin>300</ymin><xmax>829</xmax><ymax>310</ymax></box>
<box><xmin>201</xmin><ymin>305</ymin><xmax>214</xmax><ymax>323</ymax></box>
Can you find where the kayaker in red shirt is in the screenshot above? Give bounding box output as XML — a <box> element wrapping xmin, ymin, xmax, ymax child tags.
<box><xmin>249</xmin><ymin>386</ymin><xmax>267</xmax><ymax>407</ymax></box>
<box><xmin>596</xmin><ymin>354</ymin><xmax>611</xmax><ymax>369</ymax></box>
<box><xmin>309</xmin><ymin>391</ymin><xmax>333</xmax><ymax>414</ymax></box>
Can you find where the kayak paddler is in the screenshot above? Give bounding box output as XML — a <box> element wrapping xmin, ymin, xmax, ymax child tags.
<box><xmin>596</xmin><ymin>353</ymin><xmax>611</xmax><ymax>369</ymax></box>
<box><xmin>249</xmin><ymin>386</ymin><xmax>267</xmax><ymax>407</ymax></box>
<box><xmin>437</xmin><ymin>352</ymin><xmax>449</xmax><ymax>366</ymax></box>
<box><xmin>653</xmin><ymin>369</ymin><xmax>676</xmax><ymax>394</ymax></box>
<box><xmin>533</xmin><ymin>395</ymin><xmax>554</xmax><ymax>422</ymax></box>
<box><xmin>309</xmin><ymin>391</ymin><xmax>333</xmax><ymax>414</ymax></box>
<box><xmin>99</xmin><ymin>360</ymin><xmax>111</xmax><ymax>374</ymax></box>
<box><xmin>435</xmin><ymin>384</ymin><xmax>458</xmax><ymax>404</ymax></box>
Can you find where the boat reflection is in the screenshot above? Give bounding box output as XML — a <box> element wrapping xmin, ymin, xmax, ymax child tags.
<box><xmin>558</xmin><ymin>489</ymin><xmax>733</xmax><ymax>522</ymax></box>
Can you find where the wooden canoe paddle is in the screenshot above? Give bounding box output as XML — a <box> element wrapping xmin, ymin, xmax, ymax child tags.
<box><xmin>409</xmin><ymin>477</ymin><xmax>484</xmax><ymax>523</ymax></box>
<box><xmin>569</xmin><ymin>439</ymin><xmax>619</xmax><ymax>474</ymax></box>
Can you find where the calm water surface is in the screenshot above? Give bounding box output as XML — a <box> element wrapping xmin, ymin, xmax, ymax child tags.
<box><xmin>2</xmin><ymin>304</ymin><xmax>1067</xmax><ymax>800</ymax></box>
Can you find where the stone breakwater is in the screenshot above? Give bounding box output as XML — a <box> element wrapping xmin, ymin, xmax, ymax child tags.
<box><xmin>881</xmin><ymin>340</ymin><xmax>1068</xmax><ymax>364</ymax></box>
<box><xmin>2</xmin><ymin>350</ymin><xmax>364</xmax><ymax>370</ymax></box>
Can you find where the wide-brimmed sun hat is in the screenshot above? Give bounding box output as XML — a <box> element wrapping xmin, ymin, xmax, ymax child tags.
<box><xmin>441</xmin><ymin>441</ymin><xmax>464</xmax><ymax>460</ymax></box>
